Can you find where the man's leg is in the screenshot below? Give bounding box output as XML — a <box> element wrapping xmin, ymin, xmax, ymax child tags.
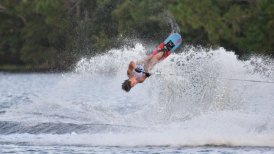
<box><xmin>146</xmin><ymin>52</ymin><xmax>164</xmax><ymax>71</ymax></box>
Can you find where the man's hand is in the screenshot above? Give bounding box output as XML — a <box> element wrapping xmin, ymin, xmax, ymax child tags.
<box><xmin>145</xmin><ymin>72</ymin><xmax>151</xmax><ymax>78</ymax></box>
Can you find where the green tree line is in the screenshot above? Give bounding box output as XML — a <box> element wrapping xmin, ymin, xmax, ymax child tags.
<box><xmin>0</xmin><ymin>0</ymin><xmax>273</xmax><ymax>71</ymax></box>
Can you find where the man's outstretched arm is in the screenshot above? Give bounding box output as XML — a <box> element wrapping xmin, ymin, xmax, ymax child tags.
<box><xmin>127</xmin><ymin>61</ymin><xmax>136</xmax><ymax>77</ymax></box>
<box><xmin>138</xmin><ymin>72</ymin><xmax>151</xmax><ymax>83</ymax></box>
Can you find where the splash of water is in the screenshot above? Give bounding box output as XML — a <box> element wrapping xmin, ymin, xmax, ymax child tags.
<box><xmin>72</xmin><ymin>44</ymin><xmax>274</xmax><ymax>146</ymax></box>
<box><xmin>0</xmin><ymin>43</ymin><xmax>274</xmax><ymax>147</ymax></box>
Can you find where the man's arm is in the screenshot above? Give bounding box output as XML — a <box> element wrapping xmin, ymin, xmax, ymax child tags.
<box><xmin>138</xmin><ymin>75</ymin><xmax>147</xmax><ymax>83</ymax></box>
<box><xmin>127</xmin><ymin>61</ymin><xmax>136</xmax><ymax>77</ymax></box>
<box><xmin>138</xmin><ymin>72</ymin><xmax>151</xmax><ymax>83</ymax></box>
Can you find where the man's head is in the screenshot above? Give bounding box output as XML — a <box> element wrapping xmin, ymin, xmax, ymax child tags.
<box><xmin>122</xmin><ymin>79</ymin><xmax>132</xmax><ymax>92</ymax></box>
<box><xmin>122</xmin><ymin>77</ymin><xmax>139</xmax><ymax>92</ymax></box>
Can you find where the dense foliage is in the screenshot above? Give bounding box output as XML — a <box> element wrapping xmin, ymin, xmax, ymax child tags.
<box><xmin>0</xmin><ymin>0</ymin><xmax>273</xmax><ymax>71</ymax></box>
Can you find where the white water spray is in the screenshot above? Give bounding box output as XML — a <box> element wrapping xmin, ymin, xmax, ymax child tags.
<box><xmin>0</xmin><ymin>43</ymin><xmax>273</xmax><ymax>147</ymax></box>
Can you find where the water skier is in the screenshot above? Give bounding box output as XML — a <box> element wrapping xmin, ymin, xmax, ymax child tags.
<box><xmin>122</xmin><ymin>33</ymin><xmax>182</xmax><ymax>92</ymax></box>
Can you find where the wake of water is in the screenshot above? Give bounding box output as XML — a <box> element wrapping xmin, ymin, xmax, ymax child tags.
<box><xmin>0</xmin><ymin>43</ymin><xmax>274</xmax><ymax>147</ymax></box>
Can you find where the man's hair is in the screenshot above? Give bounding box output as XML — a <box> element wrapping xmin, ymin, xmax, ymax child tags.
<box><xmin>122</xmin><ymin>79</ymin><xmax>132</xmax><ymax>92</ymax></box>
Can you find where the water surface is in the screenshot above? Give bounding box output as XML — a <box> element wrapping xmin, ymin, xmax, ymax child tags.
<box><xmin>0</xmin><ymin>45</ymin><xmax>274</xmax><ymax>153</ymax></box>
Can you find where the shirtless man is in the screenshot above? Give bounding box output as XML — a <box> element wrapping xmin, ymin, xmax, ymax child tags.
<box><xmin>122</xmin><ymin>41</ymin><xmax>175</xmax><ymax>92</ymax></box>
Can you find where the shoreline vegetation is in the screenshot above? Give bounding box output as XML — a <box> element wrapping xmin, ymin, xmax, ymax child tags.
<box><xmin>0</xmin><ymin>65</ymin><xmax>34</xmax><ymax>72</ymax></box>
<box><xmin>1</xmin><ymin>0</ymin><xmax>274</xmax><ymax>72</ymax></box>
<box><xmin>0</xmin><ymin>65</ymin><xmax>65</xmax><ymax>73</ymax></box>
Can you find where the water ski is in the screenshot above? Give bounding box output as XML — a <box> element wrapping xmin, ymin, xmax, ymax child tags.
<box><xmin>151</xmin><ymin>33</ymin><xmax>182</xmax><ymax>60</ymax></box>
<box><xmin>163</xmin><ymin>33</ymin><xmax>182</xmax><ymax>52</ymax></box>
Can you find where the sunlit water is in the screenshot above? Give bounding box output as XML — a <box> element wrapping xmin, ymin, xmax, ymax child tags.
<box><xmin>0</xmin><ymin>44</ymin><xmax>274</xmax><ymax>153</ymax></box>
